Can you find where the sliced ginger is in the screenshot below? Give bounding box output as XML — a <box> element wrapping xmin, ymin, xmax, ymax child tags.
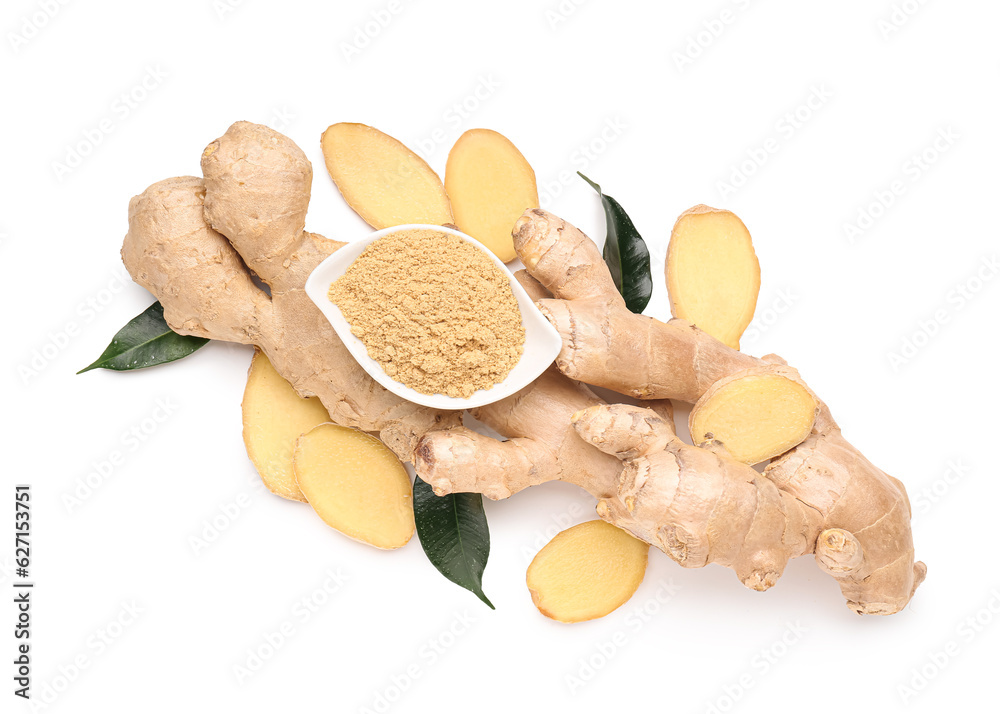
<box><xmin>666</xmin><ymin>206</ymin><xmax>760</xmax><ymax>349</ymax></box>
<box><xmin>445</xmin><ymin>129</ymin><xmax>538</xmax><ymax>262</ymax></box>
<box><xmin>526</xmin><ymin>520</ymin><xmax>649</xmax><ymax>623</ymax></box>
<box><xmin>321</xmin><ymin>123</ymin><xmax>453</xmax><ymax>229</ymax></box>
<box><xmin>689</xmin><ymin>369</ymin><xmax>818</xmax><ymax>464</ymax></box>
<box><xmin>294</xmin><ymin>424</ymin><xmax>414</xmax><ymax>549</ymax></box>
<box><xmin>242</xmin><ymin>349</ymin><xmax>332</xmax><ymax>501</ymax></box>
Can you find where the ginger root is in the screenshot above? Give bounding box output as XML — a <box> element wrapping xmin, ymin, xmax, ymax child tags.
<box><xmin>689</xmin><ymin>365</ymin><xmax>819</xmax><ymax>464</ymax></box>
<box><xmin>666</xmin><ymin>205</ymin><xmax>760</xmax><ymax>349</ymax></box>
<box><xmin>294</xmin><ymin>424</ymin><xmax>414</xmax><ymax>549</ymax></box>
<box><xmin>423</xmin><ymin>208</ymin><xmax>925</xmax><ymax>615</ymax></box>
<box><xmin>321</xmin><ymin>122</ymin><xmax>453</xmax><ymax>229</ymax></box>
<box><xmin>123</xmin><ymin>123</ymin><xmax>462</xmax><ymax>463</ymax></box>
<box><xmin>445</xmin><ymin>129</ymin><xmax>538</xmax><ymax>262</ymax></box>
<box><xmin>527</xmin><ymin>520</ymin><xmax>649</xmax><ymax>623</ymax></box>
<box><xmin>242</xmin><ymin>349</ymin><xmax>332</xmax><ymax>501</ymax></box>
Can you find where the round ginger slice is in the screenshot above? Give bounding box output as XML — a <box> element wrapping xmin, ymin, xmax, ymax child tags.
<box><xmin>293</xmin><ymin>424</ymin><xmax>415</xmax><ymax>549</ymax></box>
<box><xmin>321</xmin><ymin>122</ymin><xmax>453</xmax><ymax>229</ymax></box>
<box><xmin>242</xmin><ymin>350</ymin><xmax>332</xmax><ymax>502</ymax></box>
<box><xmin>689</xmin><ymin>369</ymin><xmax>819</xmax><ymax>465</ymax></box>
<box><xmin>446</xmin><ymin>129</ymin><xmax>539</xmax><ymax>263</ymax></box>
<box><xmin>666</xmin><ymin>205</ymin><xmax>760</xmax><ymax>350</ymax></box>
<box><xmin>527</xmin><ymin>520</ymin><xmax>649</xmax><ymax>623</ymax></box>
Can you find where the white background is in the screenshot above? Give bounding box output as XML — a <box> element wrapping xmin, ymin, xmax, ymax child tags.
<box><xmin>4</xmin><ymin>1</ymin><xmax>999</xmax><ymax>712</ymax></box>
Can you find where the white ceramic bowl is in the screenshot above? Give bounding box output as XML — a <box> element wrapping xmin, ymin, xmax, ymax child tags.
<box><xmin>304</xmin><ymin>224</ymin><xmax>562</xmax><ymax>410</ymax></box>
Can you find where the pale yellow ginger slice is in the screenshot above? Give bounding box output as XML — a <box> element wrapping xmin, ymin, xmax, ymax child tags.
<box><xmin>666</xmin><ymin>205</ymin><xmax>760</xmax><ymax>349</ymax></box>
<box><xmin>242</xmin><ymin>349</ymin><xmax>332</xmax><ymax>502</ymax></box>
<box><xmin>293</xmin><ymin>424</ymin><xmax>414</xmax><ymax>549</ymax></box>
<box><xmin>445</xmin><ymin>129</ymin><xmax>538</xmax><ymax>262</ymax></box>
<box><xmin>321</xmin><ymin>123</ymin><xmax>453</xmax><ymax>229</ymax></box>
<box><xmin>689</xmin><ymin>367</ymin><xmax>819</xmax><ymax>464</ymax></box>
<box><xmin>526</xmin><ymin>520</ymin><xmax>649</xmax><ymax>623</ymax></box>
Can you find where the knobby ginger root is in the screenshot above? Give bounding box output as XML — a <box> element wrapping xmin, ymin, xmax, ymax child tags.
<box><xmin>689</xmin><ymin>366</ymin><xmax>819</xmax><ymax>464</ymax></box>
<box><xmin>666</xmin><ymin>205</ymin><xmax>760</xmax><ymax>350</ymax></box>
<box><xmin>321</xmin><ymin>123</ymin><xmax>453</xmax><ymax>229</ymax></box>
<box><xmin>445</xmin><ymin>129</ymin><xmax>538</xmax><ymax>262</ymax></box>
<box><xmin>242</xmin><ymin>349</ymin><xmax>332</xmax><ymax>501</ymax></box>
<box><xmin>423</xmin><ymin>208</ymin><xmax>925</xmax><ymax>615</ymax></box>
<box><xmin>294</xmin><ymin>424</ymin><xmax>414</xmax><ymax>549</ymax></box>
<box><xmin>123</xmin><ymin>123</ymin><xmax>462</xmax><ymax>463</ymax></box>
<box><xmin>527</xmin><ymin>520</ymin><xmax>649</xmax><ymax>623</ymax></box>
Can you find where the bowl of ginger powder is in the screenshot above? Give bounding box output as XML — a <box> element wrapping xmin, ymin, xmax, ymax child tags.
<box><xmin>305</xmin><ymin>224</ymin><xmax>563</xmax><ymax>410</ymax></box>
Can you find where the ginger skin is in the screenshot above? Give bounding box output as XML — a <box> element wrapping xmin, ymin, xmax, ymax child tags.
<box><xmin>123</xmin><ymin>123</ymin><xmax>461</xmax><ymax>460</ymax></box>
<box><xmin>423</xmin><ymin>208</ymin><xmax>925</xmax><ymax>615</ymax></box>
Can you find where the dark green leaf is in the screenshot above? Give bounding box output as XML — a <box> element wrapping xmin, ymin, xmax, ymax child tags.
<box><xmin>413</xmin><ymin>475</ymin><xmax>494</xmax><ymax>609</ymax></box>
<box><xmin>578</xmin><ymin>172</ymin><xmax>652</xmax><ymax>314</ymax></box>
<box><xmin>78</xmin><ymin>301</ymin><xmax>209</xmax><ymax>374</ymax></box>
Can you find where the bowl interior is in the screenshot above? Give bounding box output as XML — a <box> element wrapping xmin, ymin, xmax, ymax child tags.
<box><xmin>304</xmin><ymin>224</ymin><xmax>562</xmax><ymax>410</ymax></box>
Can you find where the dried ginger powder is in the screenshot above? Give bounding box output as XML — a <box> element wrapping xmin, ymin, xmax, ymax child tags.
<box><xmin>329</xmin><ymin>229</ymin><xmax>525</xmax><ymax>398</ymax></box>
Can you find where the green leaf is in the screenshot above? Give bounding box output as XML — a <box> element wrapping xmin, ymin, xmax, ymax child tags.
<box><xmin>78</xmin><ymin>301</ymin><xmax>209</xmax><ymax>374</ymax></box>
<box><xmin>578</xmin><ymin>172</ymin><xmax>652</xmax><ymax>314</ymax></box>
<box><xmin>413</xmin><ymin>475</ymin><xmax>495</xmax><ymax>609</ymax></box>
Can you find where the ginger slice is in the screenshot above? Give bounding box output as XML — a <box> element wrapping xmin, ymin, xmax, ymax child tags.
<box><xmin>242</xmin><ymin>349</ymin><xmax>332</xmax><ymax>502</ymax></box>
<box><xmin>666</xmin><ymin>205</ymin><xmax>760</xmax><ymax>349</ymax></box>
<box><xmin>293</xmin><ymin>424</ymin><xmax>414</xmax><ymax>549</ymax></box>
<box><xmin>321</xmin><ymin>123</ymin><xmax>453</xmax><ymax>229</ymax></box>
<box><xmin>526</xmin><ymin>520</ymin><xmax>649</xmax><ymax>623</ymax></box>
<box><xmin>689</xmin><ymin>368</ymin><xmax>819</xmax><ymax>464</ymax></box>
<box><xmin>445</xmin><ymin>129</ymin><xmax>538</xmax><ymax>263</ymax></box>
